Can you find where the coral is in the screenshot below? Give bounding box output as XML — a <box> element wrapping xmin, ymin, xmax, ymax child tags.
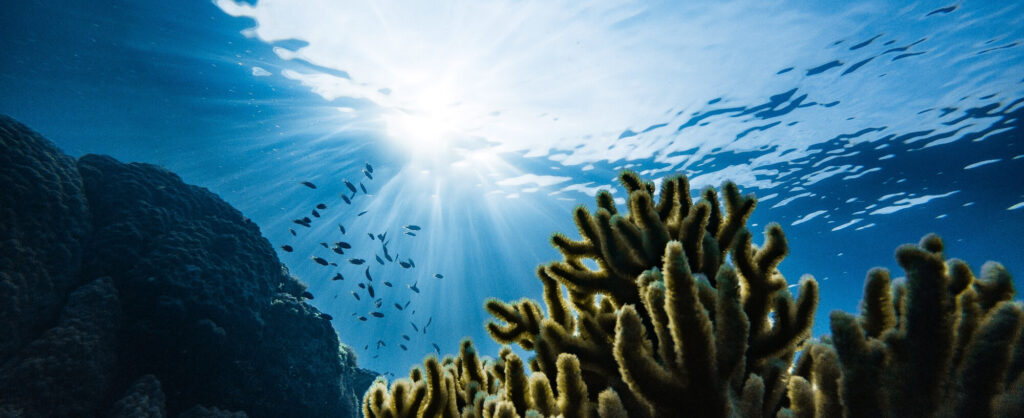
<box><xmin>109</xmin><ymin>375</ymin><xmax>167</xmax><ymax>418</ymax></box>
<box><xmin>365</xmin><ymin>170</ymin><xmax>1021</xmax><ymax>418</ymax></box>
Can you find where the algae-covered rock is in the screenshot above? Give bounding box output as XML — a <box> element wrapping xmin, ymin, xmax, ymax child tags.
<box><xmin>0</xmin><ymin>115</ymin><xmax>376</xmax><ymax>417</ymax></box>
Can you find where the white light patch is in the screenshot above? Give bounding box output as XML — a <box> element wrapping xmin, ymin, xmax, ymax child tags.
<box><xmin>252</xmin><ymin>66</ymin><xmax>272</xmax><ymax>77</ymax></box>
<box><xmin>497</xmin><ymin>174</ymin><xmax>572</xmax><ymax>188</ymax></box>
<box><xmin>964</xmin><ymin>159</ymin><xmax>1001</xmax><ymax>170</ymax></box>
<box><xmin>793</xmin><ymin>210</ymin><xmax>827</xmax><ymax>226</ymax></box>
<box><xmin>870</xmin><ymin>191</ymin><xmax>959</xmax><ymax>215</ymax></box>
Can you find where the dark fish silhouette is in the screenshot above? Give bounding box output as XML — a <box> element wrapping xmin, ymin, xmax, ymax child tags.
<box><xmin>363</xmin><ymin>344</ymin><xmax>368</xmax><ymax>350</ymax></box>
<box><xmin>394</xmin><ymin>303</ymin><xmax>403</xmax><ymax>310</ymax></box>
<box><xmin>383</xmin><ymin>281</ymin><xmax>392</xmax><ymax>287</ymax></box>
<box><xmin>352</xmin><ymin>291</ymin><xmax>360</xmax><ymax>301</ymax></box>
<box><xmin>344</xmin><ymin>180</ymin><xmax>357</xmax><ymax>194</ymax></box>
<box><xmin>404</xmin><ymin>231</ymin><xmax>416</xmax><ymax>236</ymax></box>
<box><xmin>358</xmin><ymin>283</ymin><xmax>366</xmax><ymax>289</ymax></box>
<box><xmin>404</xmin><ymin>225</ymin><xmax>422</xmax><ymax>231</ymax></box>
<box><xmin>289</xmin><ymin>228</ymin><xmax>296</xmax><ymax>236</ymax></box>
<box><xmin>358</xmin><ymin>211</ymin><xmax>368</xmax><ymax>217</ymax></box>
<box><xmin>399</xmin><ymin>261</ymin><xmax>411</xmax><ymax>269</ymax></box>
<box><xmin>358</xmin><ymin>316</ymin><xmax>367</xmax><ymax>321</ymax></box>
<box><xmin>368</xmin><ymin>233</ymin><xmax>375</xmax><ymax>240</ymax></box>
<box><xmin>408</xmin><ymin>258</ymin><xmax>415</xmax><ymax>268</ymax></box>
<box><xmin>321</xmin><ymin>313</ymin><xmax>333</xmax><ymax>320</ymax></box>
<box><xmin>410</xmin><ymin>322</ymin><xmax>419</xmax><ymax>332</ymax></box>
<box><xmin>360</xmin><ymin>183</ymin><xmax>368</xmax><ymax>194</ymax></box>
<box><xmin>332</xmin><ymin>273</ymin><xmax>344</xmax><ymax>281</ymax></box>
<box><xmin>293</xmin><ymin>219</ymin><xmax>311</xmax><ymax>227</ymax></box>
<box><xmin>434</xmin><ymin>273</ymin><xmax>443</xmax><ymax>279</ymax></box>
<box><xmin>302</xmin><ymin>291</ymin><xmax>314</xmax><ymax>299</ymax></box>
<box><xmin>362</xmin><ymin>169</ymin><xmax>373</xmax><ymax>179</ymax></box>
<box><xmin>383</xmin><ymin>245</ymin><xmax>393</xmax><ymax>262</ymax></box>
<box><xmin>330</xmin><ymin>262</ymin><xmax>337</xmax><ymax>266</ymax></box>
<box><xmin>312</xmin><ymin>256</ymin><xmax>329</xmax><ymax>266</ymax></box>
<box><xmin>377</xmin><ymin>340</ymin><xmax>386</xmax><ymax>348</ymax></box>
<box><xmin>404</xmin><ymin>301</ymin><xmax>411</xmax><ymax>309</ymax></box>
<box><xmin>336</xmin><ymin>241</ymin><xmax>351</xmax><ymax>249</ymax></box>
<box><xmin>338</xmin><ymin>224</ymin><xmax>346</xmax><ymax>234</ymax></box>
<box><xmin>341</xmin><ymin>194</ymin><xmax>351</xmax><ymax>205</ymax></box>
<box><xmin>368</xmin><ymin>285</ymin><xmax>375</xmax><ymax>298</ymax></box>
<box><xmin>319</xmin><ymin>242</ymin><xmax>328</xmax><ymax>248</ymax></box>
<box><xmin>370</xmin><ymin>312</ymin><xmax>384</xmax><ymax>318</ymax></box>
<box><xmin>432</xmin><ymin>343</ymin><xmax>440</xmax><ymax>355</ymax></box>
<box><xmin>375</xmin><ymin>255</ymin><xmax>384</xmax><ymax>265</ymax></box>
<box><xmin>424</xmin><ymin>316</ymin><xmax>432</xmax><ymax>332</ymax></box>
<box><xmin>280</xmin><ymin>245</ymin><xmax>293</xmax><ymax>252</ymax></box>
<box><xmin>349</xmin><ymin>258</ymin><xmax>365</xmax><ymax>265</ymax></box>
<box><xmin>332</xmin><ymin>247</ymin><xmax>344</xmax><ymax>255</ymax></box>
<box><xmin>376</xmin><ymin>233</ymin><xmax>385</xmax><ymax>241</ymax></box>
<box><xmin>313</xmin><ymin>210</ymin><xmax>321</xmax><ymax>218</ymax></box>
<box><xmin>364</xmin><ymin>267</ymin><xmax>373</xmax><ymax>282</ymax></box>
<box><xmin>399</xmin><ymin>344</ymin><xmax>407</xmax><ymax>351</ymax></box>
<box><xmin>301</xmin><ymin>181</ymin><xmax>317</xmax><ymax>189</ymax></box>
<box><xmin>375</xmin><ymin>298</ymin><xmax>383</xmax><ymax>308</ymax></box>
<box><xmin>316</xmin><ymin>203</ymin><xmax>327</xmax><ymax>210</ymax></box>
<box><xmin>365</xmin><ymin>162</ymin><xmax>373</xmax><ymax>173</ymax></box>
<box><xmin>402</xmin><ymin>334</ymin><xmax>410</xmax><ymax>341</ymax></box>
<box><xmin>408</xmin><ymin>281</ymin><xmax>420</xmax><ymax>293</ymax></box>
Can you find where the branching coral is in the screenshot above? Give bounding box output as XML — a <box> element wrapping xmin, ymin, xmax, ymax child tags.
<box><xmin>363</xmin><ymin>171</ymin><xmax>1021</xmax><ymax>418</ymax></box>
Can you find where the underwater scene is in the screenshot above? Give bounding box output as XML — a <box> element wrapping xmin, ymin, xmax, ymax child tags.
<box><xmin>2</xmin><ymin>0</ymin><xmax>1023</xmax><ymax>417</ymax></box>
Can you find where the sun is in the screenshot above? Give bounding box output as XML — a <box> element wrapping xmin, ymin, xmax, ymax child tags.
<box><xmin>381</xmin><ymin>83</ymin><xmax>469</xmax><ymax>159</ymax></box>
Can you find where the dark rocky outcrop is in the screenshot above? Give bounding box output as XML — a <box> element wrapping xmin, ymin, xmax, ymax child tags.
<box><xmin>0</xmin><ymin>115</ymin><xmax>376</xmax><ymax>417</ymax></box>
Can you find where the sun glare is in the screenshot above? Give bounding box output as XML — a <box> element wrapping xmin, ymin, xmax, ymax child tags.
<box><xmin>381</xmin><ymin>83</ymin><xmax>470</xmax><ymax>158</ymax></box>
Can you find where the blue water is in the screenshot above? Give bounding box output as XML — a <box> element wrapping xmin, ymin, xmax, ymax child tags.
<box><xmin>2</xmin><ymin>0</ymin><xmax>1022</xmax><ymax>378</ymax></box>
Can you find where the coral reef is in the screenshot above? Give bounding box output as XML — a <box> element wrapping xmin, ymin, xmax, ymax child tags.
<box><xmin>0</xmin><ymin>115</ymin><xmax>376</xmax><ymax>417</ymax></box>
<box><xmin>364</xmin><ymin>171</ymin><xmax>1022</xmax><ymax>417</ymax></box>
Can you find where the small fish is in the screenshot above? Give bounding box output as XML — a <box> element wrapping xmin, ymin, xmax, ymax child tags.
<box><xmin>332</xmin><ymin>273</ymin><xmax>344</xmax><ymax>281</ymax></box>
<box><xmin>383</xmin><ymin>281</ymin><xmax>392</xmax><ymax>287</ymax></box>
<box><xmin>399</xmin><ymin>344</ymin><xmax>407</xmax><ymax>351</ymax></box>
<box><xmin>424</xmin><ymin>317</ymin><xmax>432</xmax><ymax>330</ymax></box>
<box><xmin>352</xmin><ymin>291</ymin><xmax>360</xmax><ymax>301</ymax></box>
<box><xmin>316</xmin><ymin>203</ymin><xmax>327</xmax><ymax>210</ymax></box>
<box><xmin>360</xmin><ymin>182</ymin><xmax>368</xmax><ymax>194</ymax></box>
<box><xmin>280</xmin><ymin>245</ymin><xmax>293</xmax><ymax>252</ymax></box>
<box><xmin>303</xmin><ymin>216</ymin><xmax>312</xmax><ymax>223</ymax></box>
<box><xmin>408</xmin><ymin>282</ymin><xmax>420</xmax><ymax>293</ymax></box>
<box><xmin>362</xmin><ymin>169</ymin><xmax>373</xmax><ymax>179</ymax></box>
<box><xmin>312</xmin><ymin>256</ymin><xmax>329</xmax><ymax>266</ymax></box>
<box><xmin>358</xmin><ymin>316</ymin><xmax>367</xmax><ymax>321</ymax></box>
<box><xmin>289</xmin><ymin>228</ymin><xmax>296</xmax><ymax>236</ymax></box>
<box><xmin>368</xmin><ymin>285</ymin><xmax>375</xmax><ymax>298</ymax></box>
<box><xmin>402</xmin><ymin>334</ymin><xmax>410</xmax><ymax>341</ymax></box>
<box><xmin>404</xmin><ymin>225</ymin><xmax>422</xmax><ymax>231</ymax></box>
<box><xmin>349</xmin><ymin>258</ymin><xmax>365</xmax><ymax>265</ymax></box>
<box><xmin>363</xmin><ymin>344</ymin><xmax>368</xmax><ymax>350</ymax></box>
<box><xmin>358</xmin><ymin>283</ymin><xmax>365</xmax><ymax>289</ymax></box>
<box><xmin>432</xmin><ymin>343</ymin><xmax>441</xmax><ymax>355</ymax></box>
<box><xmin>377</xmin><ymin>340</ymin><xmax>386</xmax><ymax>348</ymax></box>
<box><xmin>358</xmin><ymin>211</ymin><xmax>368</xmax><ymax>217</ymax></box>
<box><xmin>338</xmin><ymin>224</ymin><xmax>346</xmax><ymax>234</ymax></box>
<box><xmin>321</xmin><ymin>313</ymin><xmax>333</xmax><ymax>320</ymax></box>
<box><xmin>335</xmin><ymin>241</ymin><xmax>351</xmax><ymax>249</ymax></box>
<box><xmin>312</xmin><ymin>209</ymin><xmax>320</xmax><ymax>218</ymax></box>
<box><xmin>370</xmin><ymin>312</ymin><xmax>384</xmax><ymax>318</ymax></box>
<box><xmin>434</xmin><ymin>273</ymin><xmax>443</xmax><ymax>279</ymax></box>
<box><xmin>319</xmin><ymin>242</ymin><xmax>328</xmax><ymax>249</ymax></box>
<box><xmin>408</xmin><ymin>258</ymin><xmax>415</xmax><ymax>268</ymax></box>
<box><xmin>404</xmin><ymin>231</ymin><xmax>416</xmax><ymax>236</ymax></box>
<box><xmin>364</xmin><ymin>267</ymin><xmax>373</xmax><ymax>282</ymax></box>
<box><xmin>372</xmin><ymin>354</ymin><xmax>379</xmax><ymax>359</ymax></box>
<box><xmin>411</xmin><ymin>322</ymin><xmax>419</xmax><ymax>332</ymax></box>
<box><xmin>399</xmin><ymin>261</ymin><xmax>411</xmax><ymax>269</ymax></box>
<box><xmin>384</xmin><ymin>253</ymin><xmax>393</xmax><ymax>262</ymax></box>
<box><xmin>332</xmin><ymin>247</ymin><xmax>344</xmax><ymax>255</ymax></box>
<box><xmin>329</xmin><ymin>262</ymin><xmax>337</xmax><ymax>266</ymax></box>
<box><xmin>375</xmin><ymin>255</ymin><xmax>384</xmax><ymax>265</ymax></box>
<box><xmin>302</xmin><ymin>291</ymin><xmax>314</xmax><ymax>299</ymax></box>
<box><xmin>368</xmin><ymin>233</ymin><xmax>375</xmax><ymax>240</ymax></box>
<box><xmin>394</xmin><ymin>303</ymin><xmax>403</xmax><ymax>310</ymax></box>
<box><xmin>374</xmin><ymin>298</ymin><xmax>383</xmax><ymax>308</ymax></box>
<box><xmin>293</xmin><ymin>219</ymin><xmax>311</xmax><ymax>227</ymax></box>
<box><xmin>301</xmin><ymin>181</ymin><xmax>317</xmax><ymax>189</ymax></box>
<box><xmin>344</xmin><ymin>180</ymin><xmax>357</xmax><ymax>194</ymax></box>
<box><xmin>341</xmin><ymin>194</ymin><xmax>351</xmax><ymax>205</ymax></box>
<box><xmin>365</xmin><ymin>162</ymin><xmax>373</xmax><ymax>173</ymax></box>
<box><xmin>404</xmin><ymin>301</ymin><xmax>411</xmax><ymax>309</ymax></box>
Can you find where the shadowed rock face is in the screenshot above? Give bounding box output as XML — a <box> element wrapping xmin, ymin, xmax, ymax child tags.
<box><xmin>0</xmin><ymin>115</ymin><xmax>376</xmax><ymax>418</ymax></box>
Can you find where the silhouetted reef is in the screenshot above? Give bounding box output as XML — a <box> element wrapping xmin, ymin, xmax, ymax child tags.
<box><xmin>0</xmin><ymin>115</ymin><xmax>377</xmax><ymax>417</ymax></box>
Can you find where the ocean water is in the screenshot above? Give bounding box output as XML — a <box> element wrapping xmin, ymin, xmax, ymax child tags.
<box><xmin>2</xmin><ymin>0</ymin><xmax>1021</xmax><ymax>379</ymax></box>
